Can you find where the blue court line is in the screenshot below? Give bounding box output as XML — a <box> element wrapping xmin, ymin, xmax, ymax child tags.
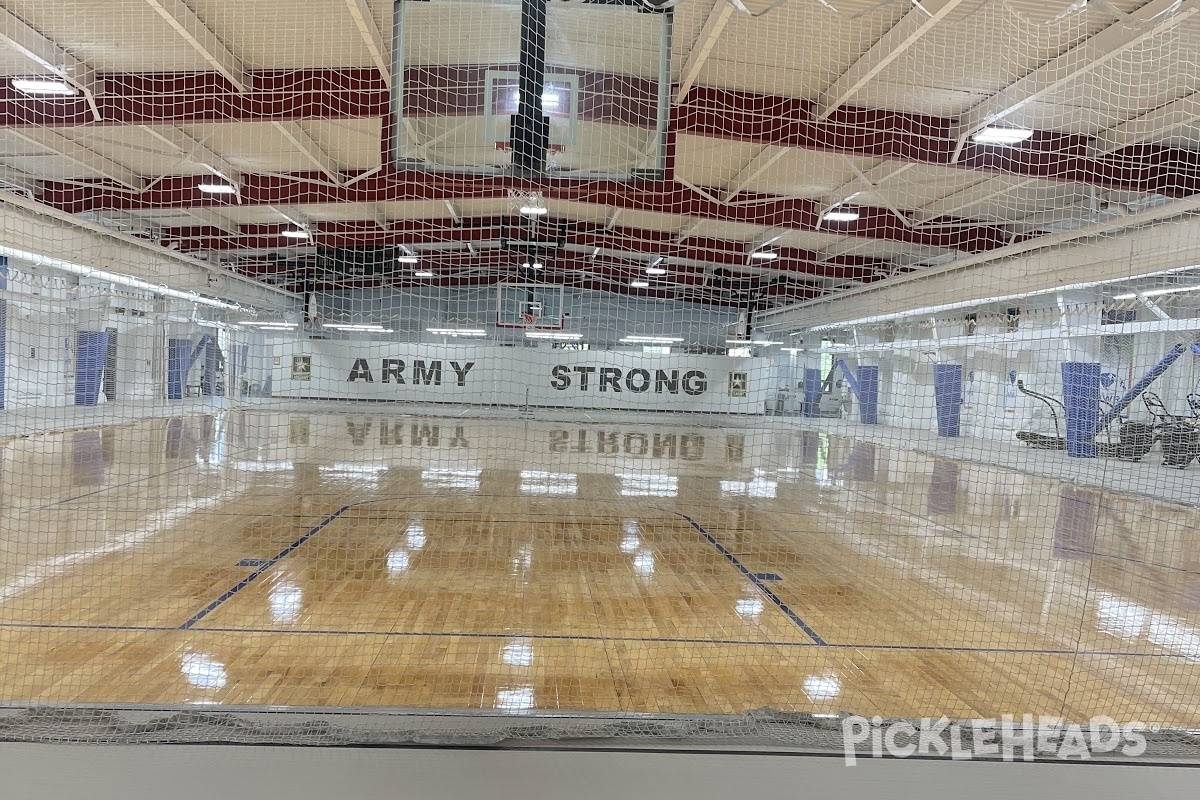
<box><xmin>669</xmin><ymin>511</ymin><xmax>826</xmax><ymax>646</ymax></box>
<box><xmin>177</xmin><ymin>504</ymin><xmax>353</xmax><ymax>630</ymax></box>
<box><xmin>753</xmin><ymin>572</ymin><xmax>783</xmax><ymax>582</ymax></box>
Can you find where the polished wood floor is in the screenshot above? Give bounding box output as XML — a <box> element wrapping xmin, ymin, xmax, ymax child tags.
<box><xmin>2</xmin><ymin>411</ymin><xmax>1200</xmax><ymax>724</ymax></box>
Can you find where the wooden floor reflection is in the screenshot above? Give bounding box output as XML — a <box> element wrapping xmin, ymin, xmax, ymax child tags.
<box><xmin>2</xmin><ymin>411</ymin><xmax>1200</xmax><ymax>725</ymax></box>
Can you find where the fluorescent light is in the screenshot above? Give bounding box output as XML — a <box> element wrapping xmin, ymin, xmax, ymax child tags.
<box><xmin>197</xmin><ymin>182</ymin><xmax>237</xmax><ymax>195</ymax></box>
<box><xmin>971</xmin><ymin>126</ymin><xmax>1034</xmax><ymax>145</ymax></box>
<box><xmin>822</xmin><ymin>209</ymin><xmax>860</xmax><ymax>222</ymax></box>
<box><xmin>241</xmin><ymin>321</ymin><xmax>297</xmax><ymax>329</ymax></box>
<box><xmin>12</xmin><ymin>78</ymin><xmax>78</xmax><ymax>96</ymax></box>
<box><xmin>630</xmin><ymin>280</ymin><xmax>650</xmax><ymax>288</ymax></box>
<box><xmin>646</xmin><ymin>267</ymin><xmax>667</xmax><ymax>275</ymax></box>
<box><xmin>620</xmin><ymin>335</ymin><xmax>684</xmax><ymax>344</ymax></box>
<box><xmin>1113</xmin><ymin>285</ymin><xmax>1200</xmax><ymax>300</ymax></box>
<box><xmin>750</xmin><ymin>251</ymin><xmax>779</xmax><ymax>261</ymax></box>
<box><xmin>0</xmin><ymin>245</ymin><xmax>244</xmax><ymax>310</ymax></box>
<box><xmin>414</xmin><ymin>270</ymin><xmax>435</xmax><ymax>278</ymax></box>
<box><xmin>323</xmin><ymin>323</ymin><xmax>393</xmax><ymax>333</ymax></box>
<box><xmin>427</xmin><ymin>327</ymin><xmax>487</xmax><ymax>337</ymax></box>
<box><xmin>525</xmin><ymin>331</ymin><xmax>582</xmax><ymax>340</ymax></box>
<box><xmin>520</xmin><ymin>205</ymin><xmax>548</xmax><ymax>216</ymax></box>
<box><xmin>541</xmin><ymin>92</ymin><xmax>560</xmax><ymax>108</ymax></box>
<box><xmin>281</xmin><ymin>229</ymin><xmax>309</xmax><ymax>239</ymax></box>
<box><xmin>725</xmin><ymin>339</ymin><xmax>777</xmax><ymax>346</ymax></box>
<box><xmin>397</xmin><ymin>255</ymin><xmax>420</xmax><ymax>264</ymax></box>
<box><xmin>805</xmin><ymin>265</ymin><xmax>1200</xmax><ymax>331</ymax></box>
<box><xmin>521</xmin><ymin>260</ymin><xmax>544</xmax><ymax>270</ymax></box>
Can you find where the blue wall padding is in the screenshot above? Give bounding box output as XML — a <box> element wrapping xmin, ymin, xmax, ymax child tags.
<box><xmin>167</xmin><ymin>338</ymin><xmax>190</xmax><ymax>400</ymax></box>
<box><xmin>932</xmin><ymin>363</ymin><xmax>963</xmax><ymax>437</ymax></box>
<box><xmin>803</xmin><ymin>368</ymin><xmax>822</xmax><ymax>417</ymax></box>
<box><xmin>1061</xmin><ymin>361</ymin><xmax>1101</xmax><ymax>458</ymax></box>
<box><xmin>74</xmin><ymin>331</ymin><xmax>109</xmax><ymax>406</ymax></box>
<box><xmin>856</xmin><ymin>365</ymin><xmax>879</xmax><ymax>424</ymax></box>
<box><xmin>202</xmin><ymin>336</ymin><xmax>219</xmax><ymax>396</ymax></box>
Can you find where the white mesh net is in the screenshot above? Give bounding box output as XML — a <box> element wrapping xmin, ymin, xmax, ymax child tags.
<box><xmin>4</xmin><ymin>0</ymin><xmax>1200</xmax><ymax>760</ymax></box>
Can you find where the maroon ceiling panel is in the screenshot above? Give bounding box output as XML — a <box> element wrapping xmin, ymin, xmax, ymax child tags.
<box><xmin>40</xmin><ymin>170</ymin><xmax>1020</xmax><ymax>252</ymax></box>
<box><xmin>2</xmin><ymin>67</ymin><xmax>1195</xmax><ymax>195</ymax></box>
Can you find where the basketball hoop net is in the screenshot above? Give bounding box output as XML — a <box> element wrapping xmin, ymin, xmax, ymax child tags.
<box><xmin>520</xmin><ymin>312</ymin><xmax>540</xmax><ymax>330</ymax></box>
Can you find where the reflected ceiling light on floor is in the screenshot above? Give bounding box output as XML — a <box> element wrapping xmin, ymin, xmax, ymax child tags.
<box><xmin>426</xmin><ymin>328</ymin><xmax>487</xmax><ymax>337</ymax></box>
<box><xmin>803</xmin><ymin>674</ymin><xmax>842</xmax><ymax>702</ymax></box>
<box><xmin>821</xmin><ymin>208</ymin><xmax>860</xmax><ymax>223</ymax></box>
<box><xmin>970</xmin><ymin>126</ymin><xmax>1034</xmax><ymax>145</ymax></box>
<box><xmin>197</xmin><ymin>182</ymin><xmax>237</xmax><ymax>195</ymax></box>
<box><xmin>12</xmin><ymin>77</ymin><xmax>78</xmax><ymax>96</ymax></box>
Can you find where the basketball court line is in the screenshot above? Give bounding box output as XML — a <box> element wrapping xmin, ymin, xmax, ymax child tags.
<box><xmin>669</xmin><ymin>511</ymin><xmax>826</xmax><ymax>646</ymax></box>
<box><xmin>0</xmin><ymin>619</ymin><xmax>1193</xmax><ymax>660</ymax></box>
<box><xmin>177</xmin><ymin>504</ymin><xmax>354</xmax><ymax>630</ymax></box>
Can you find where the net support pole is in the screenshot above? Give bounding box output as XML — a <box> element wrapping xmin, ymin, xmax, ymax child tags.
<box><xmin>0</xmin><ymin>256</ymin><xmax>6</xmax><ymax>410</ymax></box>
<box><xmin>932</xmin><ymin>362</ymin><xmax>962</xmax><ymax>437</ymax></box>
<box><xmin>1060</xmin><ymin>361</ymin><xmax>1101</xmax><ymax>458</ymax></box>
<box><xmin>511</xmin><ymin>0</ymin><xmax>549</xmax><ymax>175</ymax></box>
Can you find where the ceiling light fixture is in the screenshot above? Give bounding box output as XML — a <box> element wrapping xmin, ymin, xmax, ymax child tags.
<box><xmin>519</xmin><ymin>205</ymin><xmax>548</xmax><ymax>216</ymax></box>
<box><xmin>1113</xmin><ymin>285</ymin><xmax>1200</xmax><ymax>300</ymax></box>
<box><xmin>970</xmin><ymin>126</ymin><xmax>1034</xmax><ymax>145</ymax></box>
<box><xmin>521</xmin><ymin>260</ymin><xmax>544</xmax><ymax>270</ymax></box>
<box><xmin>524</xmin><ymin>331</ymin><xmax>583</xmax><ymax>340</ymax></box>
<box><xmin>620</xmin><ymin>336</ymin><xmax>684</xmax><ymax>344</ymax></box>
<box><xmin>821</xmin><ymin>209</ymin><xmax>860</xmax><ymax>223</ymax></box>
<box><xmin>414</xmin><ymin>270</ymin><xmax>435</xmax><ymax>278</ymax></box>
<box><xmin>397</xmin><ymin>255</ymin><xmax>420</xmax><ymax>264</ymax></box>
<box><xmin>750</xmin><ymin>250</ymin><xmax>780</xmax><ymax>261</ymax></box>
<box><xmin>12</xmin><ymin>78</ymin><xmax>78</xmax><ymax>96</ymax></box>
<box><xmin>197</xmin><ymin>182</ymin><xmax>237</xmax><ymax>195</ymax></box>
<box><xmin>630</xmin><ymin>280</ymin><xmax>650</xmax><ymax>288</ymax></box>
<box><xmin>323</xmin><ymin>323</ymin><xmax>394</xmax><ymax>333</ymax></box>
<box><xmin>281</xmin><ymin>229</ymin><xmax>309</xmax><ymax>240</ymax></box>
<box><xmin>646</xmin><ymin>267</ymin><xmax>667</xmax><ymax>275</ymax></box>
<box><xmin>426</xmin><ymin>328</ymin><xmax>487</xmax><ymax>337</ymax></box>
<box><xmin>726</xmin><ymin>339</ymin><xmax>778</xmax><ymax>346</ymax></box>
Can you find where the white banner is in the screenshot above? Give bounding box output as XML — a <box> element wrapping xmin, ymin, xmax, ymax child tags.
<box><xmin>268</xmin><ymin>340</ymin><xmax>769</xmax><ymax>413</ymax></box>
